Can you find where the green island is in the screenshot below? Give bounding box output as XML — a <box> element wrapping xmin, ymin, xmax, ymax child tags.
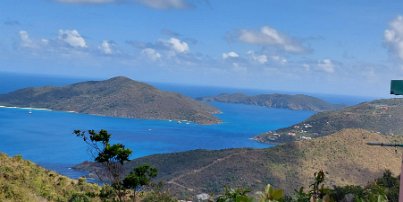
<box><xmin>0</xmin><ymin>76</ymin><xmax>220</xmax><ymax>125</ymax></box>
<box><xmin>197</xmin><ymin>93</ymin><xmax>344</xmax><ymax>112</ymax></box>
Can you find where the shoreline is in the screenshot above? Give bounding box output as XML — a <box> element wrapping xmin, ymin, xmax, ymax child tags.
<box><xmin>0</xmin><ymin>105</ymin><xmax>53</xmax><ymax>111</ymax></box>
<box><xmin>0</xmin><ymin>105</ymin><xmax>221</xmax><ymax>125</ymax></box>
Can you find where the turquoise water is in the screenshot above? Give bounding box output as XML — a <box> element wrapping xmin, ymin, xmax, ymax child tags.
<box><xmin>0</xmin><ymin>73</ymin><xmax>372</xmax><ymax>178</ymax></box>
<box><xmin>0</xmin><ymin>103</ymin><xmax>314</xmax><ymax>178</ymax></box>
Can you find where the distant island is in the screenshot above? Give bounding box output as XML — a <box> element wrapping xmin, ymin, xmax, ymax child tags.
<box><xmin>197</xmin><ymin>93</ymin><xmax>344</xmax><ymax>112</ymax></box>
<box><xmin>255</xmin><ymin>98</ymin><xmax>403</xmax><ymax>143</ymax></box>
<box><xmin>75</xmin><ymin>129</ymin><xmax>403</xmax><ymax>197</ymax></box>
<box><xmin>0</xmin><ymin>76</ymin><xmax>220</xmax><ymax>124</ymax></box>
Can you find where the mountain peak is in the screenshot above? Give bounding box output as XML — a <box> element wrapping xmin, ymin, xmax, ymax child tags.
<box><xmin>107</xmin><ymin>76</ymin><xmax>133</xmax><ymax>82</ymax></box>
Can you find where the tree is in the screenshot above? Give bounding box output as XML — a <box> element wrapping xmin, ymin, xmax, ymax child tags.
<box><xmin>375</xmin><ymin>170</ymin><xmax>399</xmax><ymax>202</ymax></box>
<box><xmin>74</xmin><ymin>129</ymin><xmax>132</xmax><ymax>201</ymax></box>
<box><xmin>216</xmin><ymin>186</ymin><xmax>253</xmax><ymax>202</ymax></box>
<box><xmin>123</xmin><ymin>164</ymin><xmax>158</xmax><ymax>201</ymax></box>
<box><xmin>291</xmin><ymin>170</ymin><xmax>331</xmax><ymax>202</ymax></box>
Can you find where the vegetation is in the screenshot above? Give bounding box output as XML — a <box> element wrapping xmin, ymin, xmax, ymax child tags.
<box><xmin>2</xmin><ymin>149</ymin><xmax>399</xmax><ymax>201</ymax></box>
<box><xmin>74</xmin><ymin>129</ymin><xmax>132</xmax><ymax>201</ymax></box>
<box><xmin>0</xmin><ymin>153</ymin><xmax>100</xmax><ymax>201</ymax></box>
<box><xmin>258</xmin><ymin>184</ymin><xmax>284</xmax><ymax>202</ymax></box>
<box><xmin>141</xmin><ymin>182</ymin><xmax>177</xmax><ymax>202</ymax></box>
<box><xmin>123</xmin><ymin>164</ymin><xmax>158</xmax><ymax>201</ymax></box>
<box><xmin>212</xmin><ymin>169</ymin><xmax>397</xmax><ymax>202</ymax></box>
<box><xmin>75</xmin><ymin>129</ymin><xmax>403</xmax><ymax>198</ymax></box>
<box><xmin>216</xmin><ymin>187</ymin><xmax>254</xmax><ymax>202</ymax></box>
<box><xmin>74</xmin><ymin>129</ymin><xmax>160</xmax><ymax>201</ymax></box>
<box><xmin>2</xmin><ymin>128</ymin><xmax>403</xmax><ymax>201</ymax></box>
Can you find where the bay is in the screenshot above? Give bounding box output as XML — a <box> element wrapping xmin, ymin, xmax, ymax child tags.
<box><xmin>0</xmin><ymin>72</ymin><xmax>371</xmax><ymax>178</ymax></box>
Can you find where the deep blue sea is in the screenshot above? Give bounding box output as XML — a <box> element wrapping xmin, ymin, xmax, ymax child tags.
<box><xmin>0</xmin><ymin>72</ymin><xmax>375</xmax><ymax>178</ymax></box>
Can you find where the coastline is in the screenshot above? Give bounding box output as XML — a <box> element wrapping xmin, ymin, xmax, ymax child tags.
<box><xmin>0</xmin><ymin>101</ymin><xmax>309</xmax><ymax>180</ymax></box>
<box><xmin>0</xmin><ymin>105</ymin><xmax>221</xmax><ymax>125</ymax></box>
<box><xmin>0</xmin><ymin>105</ymin><xmax>53</xmax><ymax>111</ymax></box>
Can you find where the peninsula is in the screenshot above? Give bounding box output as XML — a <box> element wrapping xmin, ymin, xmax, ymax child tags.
<box><xmin>255</xmin><ymin>98</ymin><xmax>403</xmax><ymax>143</ymax></box>
<box><xmin>0</xmin><ymin>76</ymin><xmax>220</xmax><ymax>124</ymax></box>
<box><xmin>197</xmin><ymin>93</ymin><xmax>344</xmax><ymax>112</ymax></box>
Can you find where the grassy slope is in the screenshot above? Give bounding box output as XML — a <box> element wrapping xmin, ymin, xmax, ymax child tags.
<box><xmin>128</xmin><ymin>129</ymin><xmax>403</xmax><ymax>198</ymax></box>
<box><xmin>0</xmin><ymin>153</ymin><xmax>100</xmax><ymax>202</ymax></box>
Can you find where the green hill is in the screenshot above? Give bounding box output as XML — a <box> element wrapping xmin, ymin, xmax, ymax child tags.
<box><xmin>0</xmin><ymin>153</ymin><xmax>100</xmax><ymax>201</ymax></box>
<box><xmin>75</xmin><ymin>129</ymin><xmax>403</xmax><ymax>199</ymax></box>
<box><xmin>255</xmin><ymin>98</ymin><xmax>403</xmax><ymax>143</ymax></box>
<box><xmin>0</xmin><ymin>76</ymin><xmax>220</xmax><ymax>124</ymax></box>
<box><xmin>197</xmin><ymin>93</ymin><xmax>344</xmax><ymax>112</ymax></box>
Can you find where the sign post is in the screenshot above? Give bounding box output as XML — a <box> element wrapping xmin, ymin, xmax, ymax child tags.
<box><xmin>367</xmin><ymin>80</ymin><xmax>403</xmax><ymax>201</ymax></box>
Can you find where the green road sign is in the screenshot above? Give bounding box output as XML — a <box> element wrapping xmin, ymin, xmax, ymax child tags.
<box><xmin>391</xmin><ymin>80</ymin><xmax>403</xmax><ymax>95</ymax></box>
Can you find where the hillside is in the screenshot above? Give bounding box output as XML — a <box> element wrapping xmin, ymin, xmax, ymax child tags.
<box><xmin>197</xmin><ymin>93</ymin><xmax>344</xmax><ymax>112</ymax></box>
<box><xmin>0</xmin><ymin>153</ymin><xmax>100</xmax><ymax>201</ymax></box>
<box><xmin>0</xmin><ymin>76</ymin><xmax>220</xmax><ymax>124</ymax></box>
<box><xmin>75</xmin><ymin>129</ymin><xmax>403</xmax><ymax>199</ymax></box>
<box><xmin>255</xmin><ymin>98</ymin><xmax>403</xmax><ymax>143</ymax></box>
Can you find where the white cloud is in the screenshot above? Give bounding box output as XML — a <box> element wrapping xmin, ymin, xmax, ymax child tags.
<box><xmin>247</xmin><ymin>51</ymin><xmax>267</xmax><ymax>64</ymax></box>
<box><xmin>271</xmin><ymin>55</ymin><xmax>287</xmax><ymax>64</ymax></box>
<box><xmin>239</xmin><ymin>26</ymin><xmax>305</xmax><ymax>53</ymax></box>
<box><xmin>222</xmin><ymin>51</ymin><xmax>239</xmax><ymax>60</ymax></box>
<box><xmin>167</xmin><ymin>37</ymin><xmax>189</xmax><ymax>53</ymax></box>
<box><xmin>247</xmin><ymin>51</ymin><xmax>287</xmax><ymax>65</ymax></box>
<box><xmin>142</xmin><ymin>48</ymin><xmax>161</xmax><ymax>60</ymax></box>
<box><xmin>18</xmin><ymin>30</ymin><xmax>49</xmax><ymax>49</ymax></box>
<box><xmin>385</xmin><ymin>16</ymin><xmax>403</xmax><ymax>61</ymax></box>
<box><xmin>136</xmin><ymin>0</ymin><xmax>189</xmax><ymax>9</ymax></box>
<box><xmin>58</xmin><ymin>29</ymin><xmax>87</xmax><ymax>48</ymax></box>
<box><xmin>254</xmin><ymin>54</ymin><xmax>268</xmax><ymax>64</ymax></box>
<box><xmin>56</xmin><ymin>0</ymin><xmax>115</xmax><ymax>3</ymax></box>
<box><xmin>99</xmin><ymin>40</ymin><xmax>113</xmax><ymax>55</ymax></box>
<box><xmin>317</xmin><ymin>59</ymin><xmax>335</xmax><ymax>73</ymax></box>
<box><xmin>19</xmin><ymin>30</ymin><xmax>35</xmax><ymax>48</ymax></box>
<box><xmin>55</xmin><ymin>0</ymin><xmax>190</xmax><ymax>9</ymax></box>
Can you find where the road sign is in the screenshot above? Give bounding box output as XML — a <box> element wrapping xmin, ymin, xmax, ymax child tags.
<box><xmin>391</xmin><ymin>80</ymin><xmax>403</xmax><ymax>95</ymax></box>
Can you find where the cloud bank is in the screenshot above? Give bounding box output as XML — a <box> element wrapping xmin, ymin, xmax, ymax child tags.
<box><xmin>239</xmin><ymin>26</ymin><xmax>306</xmax><ymax>53</ymax></box>
<box><xmin>58</xmin><ymin>29</ymin><xmax>87</xmax><ymax>48</ymax></box>
<box><xmin>385</xmin><ymin>16</ymin><xmax>403</xmax><ymax>61</ymax></box>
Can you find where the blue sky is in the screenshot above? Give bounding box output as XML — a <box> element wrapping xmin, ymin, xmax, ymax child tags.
<box><xmin>1</xmin><ymin>0</ymin><xmax>403</xmax><ymax>97</ymax></box>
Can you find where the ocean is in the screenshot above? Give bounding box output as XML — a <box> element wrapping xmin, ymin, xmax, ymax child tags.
<box><xmin>0</xmin><ymin>72</ymin><xmax>374</xmax><ymax>179</ymax></box>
